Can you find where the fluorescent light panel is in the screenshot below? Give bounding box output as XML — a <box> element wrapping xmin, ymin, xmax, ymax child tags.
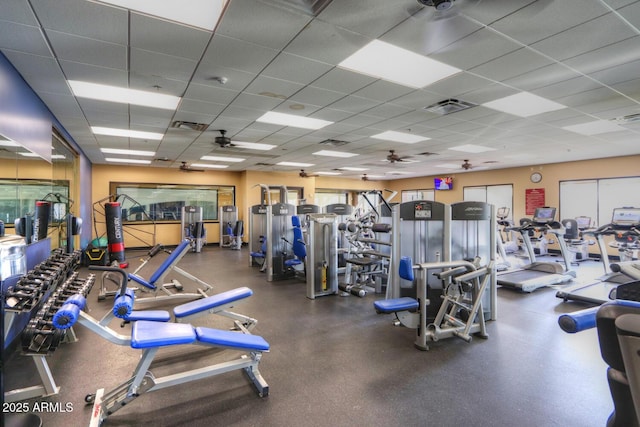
<box><xmin>339</xmin><ymin>167</ymin><xmax>368</xmax><ymax>171</ymax></box>
<box><xmin>18</xmin><ymin>152</ymin><xmax>41</xmax><ymax>157</ymax></box>
<box><xmin>232</xmin><ymin>141</ymin><xmax>276</xmax><ymax>151</ymax></box>
<box><xmin>105</xmin><ymin>157</ymin><xmax>151</xmax><ymax>164</ymax></box>
<box><xmin>200</xmin><ymin>155</ymin><xmax>245</xmax><ymax>163</ymax></box>
<box><xmin>96</xmin><ymin>0</ymin><xmax>227</xmax><ymax>31</ymax></box>
<box><xmin>92</xmin><ymin>126</ymin><xmax>163</xmax><ymax>140</ymax></box>
<box><xmin>68</xmin><ymin>81</ymin><xmax>180</xmax><ymax>110</ymax></box>
<box><xmin>276</xmin><ymin>161</ymin><xmax>315</xmax><ymax>167</ymax></box>
<box><xmin>191</xmin><ymin>163</ymin><xmax>229</xmax><ymax>169</ymax></box>
<box><xmin>448</xmin><ymin>144</ymin><xmax>496</xmax><ymax>153</ymax></box>
<box><xmin>482</xmin><ymin>92</ymin><xmax>566</xmax><ymax>117</ymax></box>
<box><xmin>256</xmin><ymin>111</ymin><xmax>333</xmax><ymax>130</ymax></box>
<box><xmin>0</xmin><ymin>140</ymin><xmax>20</xmax><ymax>147</ymax></box>
<box><xmin>371</xmin><ymin>130</ymin><xmax>429</xmax><ymax>144</ymax></box>
<box><xmin>312</xmin><ymin>150</ymin><xmax>359</xmax><ymax>158</ymax></box>
<box><xmin>315</xmin><ymin>171</ymin><xmax>342</xmax><ymax>176</ymax></box>
<box><xmin>101</xmin><ymin>148</ymin><xmax>155</xmax><ymax>156</ymax></box>
<box><xmin>339</xmin><ymin>40</ymin><xmax>461</xmax><ymax>89</ymax></box>
<box><xmin>562</xmin><ymin>120</ymin><xmax>626</xmax><ymax>135</ymax></box>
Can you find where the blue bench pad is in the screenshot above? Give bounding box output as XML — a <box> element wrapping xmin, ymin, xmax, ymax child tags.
<box><xmin>284</xmin><ymin>259</ymin><xmax>303</xmax><ymax>267</ymax></box>
<box><xmin>131</xmin><ymin>321</ymin><xmax>196</xmax><ymax>349</ymax></box>
<box><xmin>250</xmin><ymin>252</ymin><xmax>265</xmax><ymax>258</ymax></box>
<box><xmin>127</xmin><ymin>310</ymin><xmax>171</xmax><ymax>322</ymax></box>
<box><xmin>173</xmin><ymin>287</ymin><xmax>253</xmax><ymax>318</ymax></box>
<box><xmin>129</xmin><ymin>274</ymin><xmax>156</xmax><ymax>290</ymax></box>
<box><xmin>195</xmin><ymin>327</ymin><xmax>270</xmax><ymax>351</ymax></box>
<box><xmin>374</xmin><ymin>297</ymin><xmax>419</xmax><ymax>314</ymax></box>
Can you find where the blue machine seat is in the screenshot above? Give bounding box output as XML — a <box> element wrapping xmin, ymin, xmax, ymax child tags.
<box><xmin>195</xmin><ymin>327</ymin><xmax>270</xmax><ymax>351</ymax></box>
<box><xmin>374</xmin><ymin>297</ymin><xmax>419</xmax><ymax>314</ymax></box>
<box><xmin>173</xmin><ymin>287</ymin><xmax>253</xmax><ymax>319</ymax></box>
<box><xmin>131</xmin><ymin>321</ymin><xmax>196</xmax><ymax>349</ymax></box>
<box><xmin>126</xmin><ymin>310</ymin><xmax>171</xmax><ymax>322</ymax></box>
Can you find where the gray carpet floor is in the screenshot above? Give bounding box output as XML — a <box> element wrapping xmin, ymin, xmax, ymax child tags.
<box><xmin>4</xmin><ymin>247</ymin><xmax>617</xmax><ymax>426</ymax></box>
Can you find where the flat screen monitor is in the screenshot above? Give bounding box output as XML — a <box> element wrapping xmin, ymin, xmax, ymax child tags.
<box><xmin>611</xmin><ymin>207</ymin><xmax>640</xmax><ymax>227</ymax></box>
<box><xmin>575</xmin><ymin>216</ymin><xmax>592</xmax><ymax>229</ymax></box>
<box><xmin>434</xmin><ymin>177</ymin><xmax>453</xmax><ymax>190</ymax></box>
<box><xmin>532</xmin><ymin>207</ymin><xmax>556</xmax><ymax>223</ymax></box>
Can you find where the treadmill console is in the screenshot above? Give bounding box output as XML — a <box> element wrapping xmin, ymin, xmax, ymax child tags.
<box><xmin>532</xmin><ymin>207</ymin><xmax>556</xmax><ymax>224</ymax></box>
<box><xmin>611</xmin><ymin>207</ymin><xmax>640</xmax><ymax>228</ymax></box>
<box><xmin>414</xmin><ymin>201</ymin><xmax>432</xmax><ymax>219</ymax></box>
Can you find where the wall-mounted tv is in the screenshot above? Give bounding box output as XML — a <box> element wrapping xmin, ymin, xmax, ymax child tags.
<box><xmin>434</xmin><ymin>177</ymin><xmax>453</xmax><ymax>190</ymax></box>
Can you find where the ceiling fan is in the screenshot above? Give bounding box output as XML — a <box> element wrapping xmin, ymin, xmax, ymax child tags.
<box><xmin>179</xmin><ymin>162</ymin><xmax>204</xmax><ymax>172</ymax></box>
<box><xmin>461</xmin><ymin>159</ymin><xmax>472</xmax><ymax>170</ymax></box>
<box><xmin>386</xmin><ymin>150</ymin><xmax>413</xmax><ymax>163</ymax></box>
<box><xmin>213</xmin><ymin>129</ymin><xmax>234</xmax><ymax>148</ymax></box>
<box><xmin>299</xmin><ymin>169</ymin><xmax>319</xmax><ymax>178</ymax></box>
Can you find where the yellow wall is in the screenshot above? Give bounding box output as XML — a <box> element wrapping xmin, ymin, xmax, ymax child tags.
<box><xmin>90</xmin><ymin>155</ymin><xmax>639</xmax><ymax>249</ymax></box>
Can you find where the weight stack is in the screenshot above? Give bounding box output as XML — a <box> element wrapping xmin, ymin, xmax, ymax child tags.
<box><xmin>105</xmin><ymin>202</ymin><xmax>125</xmax><ymax>263</ymax></box>
<box><xmin>33</xmin><ymin>201</ymin><xmax>51</xmax><ymax>242</ymax></box>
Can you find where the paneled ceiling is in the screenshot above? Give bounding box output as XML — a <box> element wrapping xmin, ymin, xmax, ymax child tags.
<box><xmin>1</xmin><ymin>0</ymin><xmax>639</xmax><ymax>179</ymax></box>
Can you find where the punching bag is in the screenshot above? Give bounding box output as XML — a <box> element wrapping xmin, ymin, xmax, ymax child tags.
<box><xmin>33</xmin><ymin>201</ymin><xmax>51</xmax><ymax>242</ymax></box>
<box><xmin>105</xmin><ymin>202</ymin><xmax>125</xmax><ymax>262</ymax></box>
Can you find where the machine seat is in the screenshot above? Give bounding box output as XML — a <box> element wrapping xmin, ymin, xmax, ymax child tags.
<box><xmin>374</xmin><ymin>297</ymin><xmax>419</xmax><ymax>314</ymax></box>
<box><xmin>195</xmin><ymin>327</ymin><xmax>270</xmax><ymax>351</ymax></box>
<box><xmin>131</xmin><ymin>321</ymin><xmax>196</xmax><ymax>349</ymax></box>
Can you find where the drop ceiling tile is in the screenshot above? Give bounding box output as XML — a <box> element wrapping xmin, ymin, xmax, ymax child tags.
<box><xmin>562</xmin><ymin>36</ymin><xmax>640</xmax><ymax>76</ymax></box>
<box><xmin>0</xmin><ymin>1</ymin><xmax>39</xmax><ymax>26</ymax></box>
<box><xmin>2</xmin><ymin>51</ymin><xmax>68</xmax><ymax>95</ymax></box>
<box><xmin>32</xmin><ymin>0</ymin><xmax>127</xmax><ymax>45</ymax></box>
<box><xmin>129</xmin><ymin>105</ymin><xmax>174</xmax><ymax>128</ymax></box>
<box><xmin>589</xmin><ymin>58</ymin><xmax>640</xmax><ymax>86</ymax></box>
<box><xmin>178</xmin><ymin>99</ymin><xmax>227</xmax><ymax>117</ymax></box>
<box><xmin>351</xmin><ymin>80</ymin><xmax>414</xmax><ymax>103</ymax></box>
<box><xmin>284</xmin><ymin>19</ymin><xmax>369</xmax><ymax>65</ymax></box>
<box><xmin>47</xmin><ymin>30</ymin><xmax>126</xmax><ymax>69</ymax></box>
<box><xmin>364</xmin><ymin>103</ymin><xmax>414</xmax><ymax>120</ymax></box>
<box><xmin>532</xmin><ymin>76</ymin><xmax>603</xmax><ymax>101</ymax></box>
<box><xmin>192</xmin><ymin>65</ymin><xmax>256</xmax><ymax>92</ymax></box>
<box><xmin>502</xmin><ymin>63</ymin><xmax>582</xmax><ymax>92</ymax></box>
<box><xmin>618</xmin><ymin>1</ymin><xmax>640</xmax><ymax>27</ymax></box>
<box><xmin>216</xmin><ymin>0</ymin><xmax>311</xmax><ymax>49</ymax></box>
<box><xmin>428</xmin><ymin>73</ymin><xmax>496</xmax><ymax>99</ymax></box>
<box><xmin>130</xmin><ymin>12</ymin><xmax>211</xmax><ymax>61</ymax></box>
<box><xmin>310</xmin><ymin>68</ymin><xmax>377</xmax><ymax>95</ymax></box>
<box><xmin>308</xmin><ymin>108</ymin><xmax>355</xmax><ymax>122</ymax></box>
<box><xmin>318</xmin><ymin>0</ymin><xmax>416</xmax><ymax>39</ymax></box>
<box><xmin>289</xmin><ymin>86</ymin><xmax>346</xmax><ymax>107</ymax></box>
<box><xmin>491</xmin><ymin>0</ymin><xmax>609</xmax><ymax>45</ymax></box>
<box><xmin>201</xmin><ymin>35</ymin><xmax>279</xmax><ymax>75</ymax></box>
<box><xmin>531</xmin><ymin>13</ymin><xmax>637</xmax><ymax>61</ymax></box>
<box><xmin>183</xmin><ymin>83</ymin><xmax>239</xmax><ymax>105</ymax></box>
<box><xmin>243</xmin><ymin>75</ymin><xmax>305</xmax><ymax>99</ymax></box>
<box><xmin>431</xmin><ymin>28</ymin><xmax>522</xmax><ymax>71</ymax></box>
<box><xmin>130</xmin><ymin>48</ymin><xmax>197</xmax><ymax>83</ymax></box>
<box><xmin>59</xmin><ymin>59</ymin><xmax>128</xmax><ymax>87</ymax></box>
<box><xmin>470</xmin><ymin>48</ymin><xmax>554</xmax><ymax>83</ymax></box>
<box><xmin>262</xmin><ymin>52</ymin><xmax>333</xmax><ymax>85</ymax></box>
<box><xmin>327</xmin><ymin>95</ymin><xmax>380</xmax><ymax>114</ymax></box>
<box><xmin>0</xmin><ymin>21</ymin><xmax>51</xmax><ymax>56</ymax></box>
<box><xmin>129</xmin><ymin>73</ymin><xmax>188</xmax><ymax>97</ymax></box>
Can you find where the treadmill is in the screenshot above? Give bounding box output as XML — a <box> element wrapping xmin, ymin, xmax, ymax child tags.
<box><xmin>497</xmin><ymin>207</ymin><xmax>576</xmax><ymax>292</ymax></box>
<box><xmin>556</xmin><ymin>207</ymin><xmax>640</xmax><ymax>305</ymax></box>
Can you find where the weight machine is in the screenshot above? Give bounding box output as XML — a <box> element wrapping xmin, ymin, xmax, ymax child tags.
<box><xmin>181</xmin><ymin>206</ymin><xmax>206</xmax><ymax>253</ymax></box>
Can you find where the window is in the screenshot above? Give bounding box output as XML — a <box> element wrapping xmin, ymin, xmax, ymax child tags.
<box><xmin>110</xmin><ymin>183</ymin><xmax>235</xmax><ymax>222</ymax></box>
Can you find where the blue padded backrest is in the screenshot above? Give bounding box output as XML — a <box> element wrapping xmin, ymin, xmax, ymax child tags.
<box><xmin>292</xmin><ymin>227</ymin><xmax>306</xmax><ymax>259</ymax></box>
<box><xmin>226</xmin><ymin>223</ymin><xmax>233</xmax><ymax>235</ymax></box>
<box><xmin>149</xmin><ymin>239</ymin><xmax>191</xmax><ymax>284</ymax></box>
<box><xmin>399</xmin><ymin>256</ymin><xmax>414</xmax><ymax>281</ymax></box>
<box><xmin>292</xmin><ymin>215</ymin><xmax>301</xmax><ymax>228</ymax></box>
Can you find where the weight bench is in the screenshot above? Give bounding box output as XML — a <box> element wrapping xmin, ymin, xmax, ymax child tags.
<box><xmin>52</xmin><ymin>293</ymin><xmax>269</xmax><ymax>427</ymax></box>
<box><xmin>93</xmin><ymin>266</ymin><xmax>257</xmax><ymax>331</ymax></box>
<box><xmin>100</xmin><ymin>239</ymin><xmax>213</xmax><ymax>304</ymax></box>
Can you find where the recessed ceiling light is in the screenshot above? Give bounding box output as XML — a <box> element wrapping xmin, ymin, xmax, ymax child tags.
<box><xmin>339</xmin><ymin>167</ymin><xmax>368</xmax><ymax>171</ymax></box>
<box><xmin>315</xmin><ymin>171</ymin><xmax>342</xmax><ymax>176</ymax></box>
<box><xmin>68</xmin><ymin>81</ymin><xmax>180</xmax><ymax>110</ymax></box>
<box><xmin>339</xmin><ymin>40</ymin><xmax>461</xmax><ymax>89</ymax></box>
<box><xmin>312</xmin><ymin>150</ymin><xmax>359</xmax><ymax>158</ymax></box>
<box><xmin>371</xmin><ymin>130</ymin><xmax>430</xmax><ymax>144</ymax></box>
<box><xmin>18</xmin><ymin>152</ymin><xmax>42</xmax><ymax>157</ymax></box>
<box><xmin>51</xmin><ymin>154</ymin><xmax>66</xmax><ymax>160</ymax></box>
<box><xmin>105</xmin><ymin>157</ymin><xmax>152</xmax><ymax>164</ymax></box>
<box><xmin>100</xmin><ymin>148</ymin><xmax>155</xmax><ymax>156</ymax></box>
<box><xmin>200</xmin><ymin>155</ymin><xmax>245</xmax><ymax>162</ymax></box>
<box><xmin>276</xmin><ymin>161</ymin><xmax>315</xmax><ymax>167</ymax></box>
<box><xmin>96</xmin><ymin>0</ymin><xmax>227</xmax><ymax>31</ymax></box>
<box><xmin>231</xmin><ymin>141</ymin><xmax>276</xmax><ymax>151</ymax></box>
<box><xmin>448</xmin><ymin>144</ymin><xmax>496</xmax><ymax>153</ymax></box>
<box><xmin>562</xmin><ymin>120</ymin><xmax>626</xmax><ymax>135</ymax></box>
<box><xmin>482</xmin><ymin>92</ymin><xmax>566</xmax><ymax>117</ymax></box>
<box><xmin>92</xmin><ymin>126</ymin><xmax>164</xmax><ymax>140</ymax></box>
<box><xmin>191</xmin><ymin>163</ymin><xmax>229</xmax><ymax>169</ymax></box>
<box><xmin>256</xmin><ymin>111</ymin><xmax>333</xmax><ymax>130</ymax></box>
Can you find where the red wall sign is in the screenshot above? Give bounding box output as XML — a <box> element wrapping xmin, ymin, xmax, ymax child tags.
<box><xmin>525</xmin><ymin>188</ymin><xmax>545</xmax><ymax>215</ymax></box>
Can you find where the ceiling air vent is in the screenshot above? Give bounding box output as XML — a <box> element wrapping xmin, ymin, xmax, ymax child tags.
<box><xmin>424</xmin><ymin>99</ymin><xmax>476</xmax><ymax>115</ymax></box>
<box><xmin>319</xmin><ymin>138</ymin><xmax>349</xmax><ymax>147</ymax></box>
<box><xmin>255</xmin><ymin>162</ymin><xmax>275</xmax><ymax>166</ymax></box>
<box><xmin>170</xmin><ymin>121</ymin><xmax>209</xmax><ymax>132</ymax></box>
<box><xmin>614</xmin><ymin>113</ymin><xmax>640</xmax><ymax>124</ymax></box>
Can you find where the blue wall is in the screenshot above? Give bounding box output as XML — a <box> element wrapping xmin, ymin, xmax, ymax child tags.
<box><xmin>0</xmin><ymin>52</ymin><xmax>92</xmax><ymax>248</ymax></box>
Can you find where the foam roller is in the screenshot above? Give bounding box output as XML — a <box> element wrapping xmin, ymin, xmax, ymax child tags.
<box><xmin>558</xmin><ymin>307</ymin><xmax>598</xmax><ymax>333</ymax></box>
<box><xmin>113</xmin><ymin>289</ymin><xmax>135</xmax><ymax>319</ymax></box>
<box><xmin>65</xmin><ymin>294</ymin><xmax>87</xmax><ymax>310</ymax></box>
<box><xmin>53</xmin><ymin>303</ymin><xmax>81</xmax><ymax>329</ymax></box>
